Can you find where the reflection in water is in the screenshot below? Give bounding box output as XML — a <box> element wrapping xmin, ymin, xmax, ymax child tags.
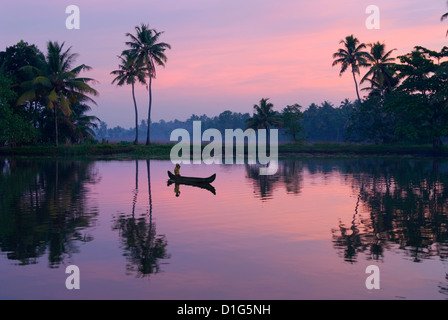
<box><xmin>245</xmin><ymin>160</ymin><xmax>303</xmax><ymax>200</ymax></box>
<box><xmin>330</xmin><ymin>159</ymin><xmax>448</xmax><ymax>296</ymax></box>
<box><xmin>2</xmin><ymin>157</ymin><xmax>448</xmax><ymax>297</ymax></box>
<box><xmin>331</xmin><ymin>187</ymin><xmax>386</xmax><ymax>264</ymax></box>
<box><xmin>174</xmin><ymin>183</ymin><xmax>180</xmax><ymax>197</ymax></box>
<box><xmin>166</xmin><ymin>180</ymin><xmax>216</xmax><ymax>196</ymax></box>
<box><xmin>246</xmin><ymin>158</ymin><xmax>448</xmax><ymax>295</ymax></box>
<box><xmin>331</xmin><ymin>160</ymin><xmax>448</xmax><ymax>265</ymax></box>
<box><xmin>0</xmin><ymin>158</ymin><xmax>99</xmax><ymax>267</ymax></box>
<box><xmin>112</xmin><ymin>160</ymin><xmax>170</xmax><ymax>278</ymax></box>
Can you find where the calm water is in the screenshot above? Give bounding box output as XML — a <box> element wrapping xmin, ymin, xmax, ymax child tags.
<box><xmin>0</xmin><ymin>157</ymin><xmax>447</xmax><ymax>300</ymax></box>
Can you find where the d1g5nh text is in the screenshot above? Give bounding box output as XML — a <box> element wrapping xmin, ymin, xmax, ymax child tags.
<box><xmin>177</xmin><ymin>304</ymin><xmax>270</xmax><ymax>317</ymax></box>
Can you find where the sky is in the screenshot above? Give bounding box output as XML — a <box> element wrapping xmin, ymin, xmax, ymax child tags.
<box><xmin>1</xmin><ymin>0</ymin><xmax>448</xmax><ymax>128</ymax></box>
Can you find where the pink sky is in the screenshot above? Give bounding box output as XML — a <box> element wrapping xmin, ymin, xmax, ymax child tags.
<box><xmin>1</xmin><ymin>0</ymin><xmax>448</xmax><ymax>127</ymax></box>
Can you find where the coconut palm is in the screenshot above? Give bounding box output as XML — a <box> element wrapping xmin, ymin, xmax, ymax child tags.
<box><xmin>111</xmin><ymin>53</ymin><xmax>147</xmax><ymax>144</ymax></box>
<box><xmin>69</xmin><ymin>102</ymin><xmax>100</xmax><ymax>143</ymax></box>
<box><xmin>441</xmin><ymin>2</ymin><xmax>448</xmax><ymax>36</ymax></box>
<box><xmin>246</xmin><ymin>98</ymin><xmax>282</xmax><ymax>131</ymax></box>
<box><xmin>361</xmin><ymin>42</ymin><xmax>397</xmax><ymax>97</ymax></box>
<box><xmin>332</xmin><ymin>35</ymin><xmax>369</xmax><ymax>103</ymax></box>
<box><xmin>18</xmin><ymin>41</ymin><xmax>98</xmax><ymax>146</ymax></box>
<box><xmin>123</xmin><ymin>24</ymin><xmax>171</xmax><ymax>146</ymax></box>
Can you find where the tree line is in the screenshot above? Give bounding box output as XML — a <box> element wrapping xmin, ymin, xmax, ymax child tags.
<box><xmin>95</xmin><ymin>99</ymin><xmax>354</xmax><ymax>143</ymax></box>
<box><xmin>0</xmin><ymin>23</ymin><xmax>171</xmax><ymax>147</ymax></box>
<box><xmin>2</xmin><ymin>7</ymin><xmax>448</xmax><ymax>148</ymax></box>
<box><xmin>332</xmin><ymin>35</ymin><xmax>448</xmax><ymax>150</ymax></box>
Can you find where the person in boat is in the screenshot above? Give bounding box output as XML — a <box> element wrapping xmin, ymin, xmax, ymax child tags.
<box><xmin>174</xmin><ymin>163</ymin><xmax>181</xmax><ymax>176</ymax></box>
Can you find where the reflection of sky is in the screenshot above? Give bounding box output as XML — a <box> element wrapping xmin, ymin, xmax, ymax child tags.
<box><xmin>1</xmin><ymin>159</ymin><xmax>447</xmax><ymax>299</ymax></box>
<box><xmin>1</xmin><ymin>1</ymin><xmax>447</xmax><ymax>127</ymax></box>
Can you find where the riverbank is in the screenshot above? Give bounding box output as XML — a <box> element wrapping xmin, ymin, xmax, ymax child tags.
<box><xmin>279</xmin><ymin>142</ymin><xmax>448</xmax><ymax>157</ymax></box>
<box><xmin>0</xmin><ymin>143</ymin><xmax>173</xmax><ymax>159</ymax></box>
<box><xmin>1</xmin><ymin>142</ymin><xmax>448</xmax><ymax>159</ymax></box>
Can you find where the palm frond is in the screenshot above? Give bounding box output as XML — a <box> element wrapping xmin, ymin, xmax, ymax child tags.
<box><xmin>16</xmin><ymin>90</ymin><xmax>36</xmax><ymax>106</ymax></box>
<box><xmin>441</xmin><ymin>12</ymin><xmax>448</xmax><ymax>21</ymax></box>
<box><xmin>59</xmin><ymin>95</ymin><xmax>71</xmax><ymax>116</ymax></box>
<box><xmin>33</xmin><ymin>76</ymin><xmax>51</xmax><ymax>87</ymax></box>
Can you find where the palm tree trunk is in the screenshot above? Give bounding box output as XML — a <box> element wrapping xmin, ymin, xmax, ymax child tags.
<box><xmin>266</xmin><ymin>124</ymin><xmax>271</xmax><ymax>149</ymax></box>
<box><xmin>54</xmin><ymin>105</ymin><xmax>58</xmax><ymax>147</ymax></box>
<box><xmin>352</xmin><ymin>70</ymin><xmax>361</xmax><ymax>103</ymax></box>
<box><xmin>54</xmin><ymin>159</ymin><xmax>59</xmax><ymax>201</ymax></box>
<box><xmin>132</xmin><ymin>83</ymin><xmax>139</xmax><ymax>145</ymax></box>
<box><xmin>33</xmin><ymin>100</ymin><xmax>38</xmax><ymax>129</ymax></box>
<box><xmin>146</xmin><ymin>74</ymin><xmax>153</xmax><ymax>146</ymax></box>
<box><xmin>433</xmin><ymin>137</ymin><xmax>442</xmax><ymax>153</ymax></box>
<box><xmin>132</xmin><ymin>160</ymin><xmax>138</xmax><ymax>219</ymax></box>
<box><xmin>135</xmin><ymin>159</ymin><xmax>139</xmax><ymax>190</ymax></box>
<box><xmin>146</xmin><ymin>159</ymin><xmax>152</xmax><ymax>226</ymax></box>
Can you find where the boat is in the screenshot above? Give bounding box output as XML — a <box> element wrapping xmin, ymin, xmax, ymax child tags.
<box><xmin>167</xmin><ymin>171</ymin><xmax>216</xmax><ymax>184</ymax></box>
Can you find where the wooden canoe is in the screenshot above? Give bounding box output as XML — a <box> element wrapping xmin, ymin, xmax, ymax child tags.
<box><xmin>167</xmin><ymin>171</ymin><xmax>216</xmax><ymax>184</ymax></box>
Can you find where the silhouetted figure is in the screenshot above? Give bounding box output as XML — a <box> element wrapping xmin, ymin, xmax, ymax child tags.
<box><xmin>174</xmin><ymin>164</ymin><xmax>181</xmax><ymax>176</ymax></box>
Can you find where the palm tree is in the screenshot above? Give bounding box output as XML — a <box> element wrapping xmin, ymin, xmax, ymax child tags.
<box><xmin>361</xmin><ymin>42</ymin><xmax>397</xmax><ymax>97</ymax></box>
<box><xmin>246</xmin><ymin>98</ymin><xmax>282</xmax><ymax>130</ymax></box>
<box><xmin>18</xmin><ymin>41</ymin><xmax>98</xmax><ymax>146</ymax></box>
<box><xmin>332</xmin><ymin>35</ymin><xmax>369</xmax><ymax>103</ymax></box>
<box><xmin>441</xmin><ymin>2</ymin><xmax>448</xmax><ymax>36</ymax></box>
<box><xmin>70</xmin><ymin>102</ymin><xmax>100</xmax><ymax>143</ymax></box>
<box><xmin>111</xmin><ymin>53</ymin><xmax>147</xmax><ymax>145</ymax></box>
<box><xmin>246</xmin><ymin>98</ymin><xmax>282</xmax><ymax>145</ymax></box>
<box><xmin>123</xmin><ymin>24</ymin><xmax>171</xmax><ymax>146</ymax></box>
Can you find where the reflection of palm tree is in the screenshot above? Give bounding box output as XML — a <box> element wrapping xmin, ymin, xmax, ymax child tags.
<box><xmin>331</xmin><ymin>191</ymin><xmax>366</xmax><ymax>263</ymax></box>
<box><xmin>132</xmin><ymin>160</ymin><xmax>138</xmax><ymax>217</ymax></box>
<box><xmin>147</xmin><ymin>160</ymin><xmax>152</xmax><ymax>219</ymax></box>
<box><xmin>245</xmin><ymin>163</ymin><xmax>280</xmax><ymax>200</ymax></box>
<box><xmin>281</xmin><ymin>160</ymin><xmax>303</xmax><ymax>194</ymax></box>
<box><xmin>112</xmin><ymin>160</ymin><xmax>170</xmax><ymax>277</ymax></box>
<box><xmin>333</xmin><ymin>158</ymin><xmax>448</xmax><ymax>267</ymax></box>
<box><xmin>331</xmin><ymin>178</ymin><xmax>388</xmax><ymax>263</ymax></box>
<box><xmin>0</xmin><ymin>159</ymin><xmax>99</xmax><ymax>266</ymax></box>
<box><xmin>245</xmin><ymin>160</ymin><xmax>303</xmax><ymax>200</ymax></box>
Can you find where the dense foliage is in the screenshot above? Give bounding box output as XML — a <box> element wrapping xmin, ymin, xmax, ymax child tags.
<box><xmin>0</xmin><ymin>40</ymin><xmax>98</xmax><ymax>146</ymax></box>
<box><xmin>2</xmin><ymin>32</ymin><xmax>448</xmax><ymax>149</ymax></box>
<box><xmin>346</xmin><ymin>44</ymin><xmax>448</xmax><ymax>150</ymax></box>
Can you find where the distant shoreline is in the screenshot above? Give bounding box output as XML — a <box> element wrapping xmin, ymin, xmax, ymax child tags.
<box><xmin>1</xmin><ymin>142</ymin><xmax>448</xmax><ymax>159</ymax></box>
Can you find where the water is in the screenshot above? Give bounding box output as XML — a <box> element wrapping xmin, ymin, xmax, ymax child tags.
<box><xmin>0</xmin><ymin>157</ymin><xmax>447</xmax><ymax>300</ymax></box>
